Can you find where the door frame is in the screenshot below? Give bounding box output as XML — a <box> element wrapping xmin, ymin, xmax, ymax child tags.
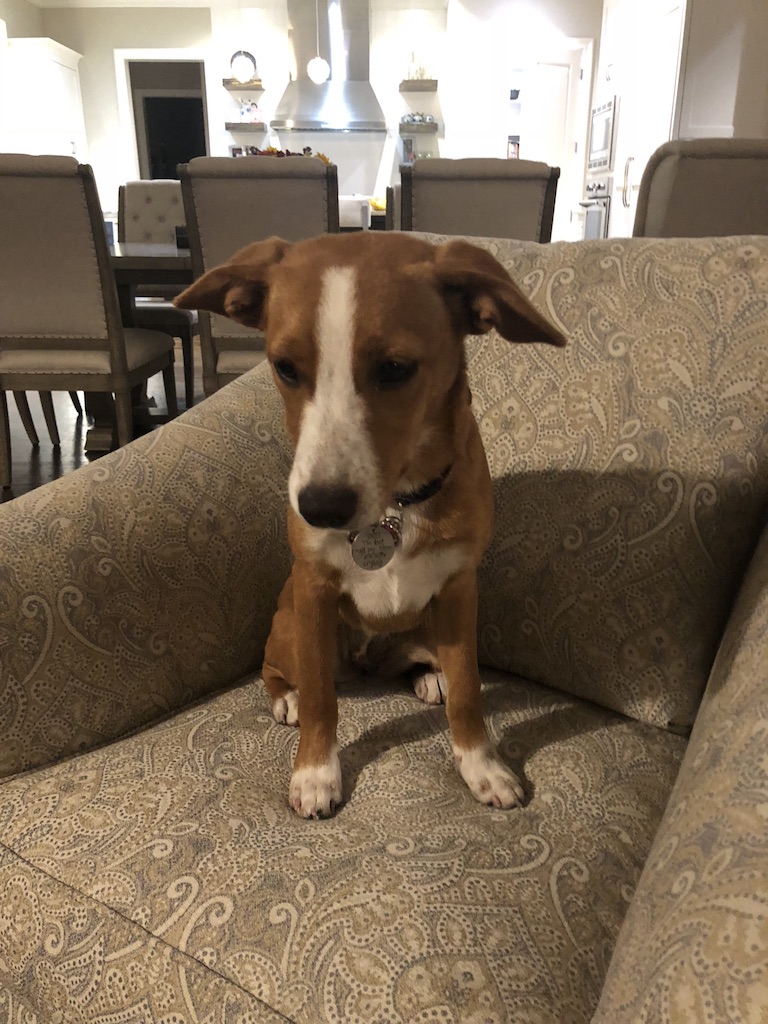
<box><xmin>114</xmin><ymin>48</ymin><xmax>210</xmax><ymax>182</ymax></box>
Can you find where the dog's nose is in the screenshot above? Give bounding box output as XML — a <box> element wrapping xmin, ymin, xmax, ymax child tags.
<box><xmin>298</xmin><ymin>484</ymin><xmax>359</xmax><ymax>529</ymax></box>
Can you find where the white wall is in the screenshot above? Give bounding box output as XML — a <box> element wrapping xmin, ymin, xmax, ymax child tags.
<box><xmin>0</xmin><ymin>0</ymin><xmax>42</xmax><ymax>37</ymax></box>
<box><xmin>35</xmin><ymin>0</ymin><xmax>601</xmax><ymax>213</ymax></box>
<box><xmin>676</xmin><ymin>0</ymin><xmax>768</xmax><ymax>140</ymax></box>
<box><xmin>41</xmin><ymin>7</ymin><xmax>211</xmax><ymax>212</ymax></box>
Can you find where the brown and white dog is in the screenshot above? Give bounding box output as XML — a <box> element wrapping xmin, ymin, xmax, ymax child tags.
<box><xmin>175</xmin><ymin>232</ymin><xmax>566</xmax><ymax>818</ymax></box>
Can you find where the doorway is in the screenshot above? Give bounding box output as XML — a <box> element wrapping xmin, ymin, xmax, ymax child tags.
<box><xmin>143</xmin><ymin>96</ymin><xmax>206</xmax><ymax>178</ymax></box>
<box><xmin>129</xmin><ymin>60</ymin><xmax>208</xmax><ymax>179</ymax></box>
<box><xmin>520</xmin><ymin>41</ymin><xmax>594</xmax><ymax>241</ymax></box>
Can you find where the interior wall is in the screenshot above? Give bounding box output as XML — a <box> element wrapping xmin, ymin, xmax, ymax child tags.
<box><xmin>41</xmin><ymin>7</ymin><xmax>211</xmax><ymax>212</ymax></box>
<box><xmin>0</xmin><ymin>0</ymin><xmax>42</xmax><ymax>37</ymax></box>
<box><xmin>36</xmin><ymin>0</ymin><xmax>602</xmax><ymax>217</ymax></box>
<box><xmin>675</xmin><ymin>0</ymin><xmax>768</xmax><ymax>140</ymax></box>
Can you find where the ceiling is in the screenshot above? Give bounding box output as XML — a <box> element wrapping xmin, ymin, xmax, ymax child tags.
<box><xmin>28</xmin><ymin>0</ymin><xmax>448</xmax><ymax>10</ymax></box>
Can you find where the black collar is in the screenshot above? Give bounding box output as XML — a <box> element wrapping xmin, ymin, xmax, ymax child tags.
<box><xmin>393</xmin><ymin>465</ymin><xmax>452</xmax><ymax>509</ymax></box>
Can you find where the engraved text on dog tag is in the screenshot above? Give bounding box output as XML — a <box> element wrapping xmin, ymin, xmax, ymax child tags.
<box><xmin>349</xmin><ymin>517</ymin><xmax>400</xmax><ymax>571</ymax></box>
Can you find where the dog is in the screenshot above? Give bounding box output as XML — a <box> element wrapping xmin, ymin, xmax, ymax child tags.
<box><xmin>175</xmin><ymin>232</ymin><xmax>566</xmax><ymax>818</ymax></box>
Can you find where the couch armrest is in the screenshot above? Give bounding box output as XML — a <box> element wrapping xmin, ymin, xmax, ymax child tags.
<box><xmin>593</xmin><ymin>520</ymin><xmax>768</xmax><ymax>1022</ymax></box>
<box><xmin>0</xmin><ymin>367</ymin><xmax>292</xmax><ymax>779</ymax></box>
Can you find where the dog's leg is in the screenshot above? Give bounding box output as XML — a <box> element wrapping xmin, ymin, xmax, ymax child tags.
<box><xmin>263</xmin><ymin>576</ymin><xmax>301</xmax><ymax>726</ymax></box>
<box><xmin>288</xmin><ymin>569</ymin><xmax>343</xmax><ymax>819</ymax></box>
<box><xmin>433</xmin><ymin>570</ymin><xmax>525</xmax><ymax>809</ymax></box>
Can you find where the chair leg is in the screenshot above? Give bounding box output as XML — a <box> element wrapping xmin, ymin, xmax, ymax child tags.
<box><xmin>69</xmin><ymin>391</ymin><xmax>83</xmax><ymax>416</ymax></box>
<box><xmin>40</xmin><ymin>392</ymin><xmax>60</xmax><ymax>447</ymax></box>
<box><xmin>114</xmin><ymin>392</ymin><xmax>134</xmax><ymax>448</ymax></box>
<box><xmin>181</xmin><ymin>335</ymin><xmax>194</xmax><ymax>409</ymax></box>
<box><xmin>13</xmin><ymin>392</ymin><xmax>39</xmax><ymax>446</ymax></box>
<box><xmin>1</xmin><ymin>392</ymin><xmax>11</xmax><ymax>490</ymax></box>
<box><xmin>162</xmin><ymin>363</ymin><xmax>179</xmax><ymax>419</ymax></box>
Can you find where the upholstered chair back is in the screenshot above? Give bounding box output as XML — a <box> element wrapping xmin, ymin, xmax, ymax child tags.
<box><xmin>178</xmin><ymin>156</ymin><xmax>339</xmax><ymax>395</ymax></box>
<box><xmin>400</xmin><ymin>158</ymin><xmax>560</xmax><ymax>241</ymax></box>
<box><xmin>0</xmin><ymin>155</ymin><xmax>124</xmax><ymax>367</ymax></box>
<box><xmin>633</xmin><ymin>138</ymin><xmax>768</xmax><ymax>237</ymax></box>
<box><xmin>117</xmin><ymin>179</ymin><xmax>185</xmax><ymax>245</ymax></box>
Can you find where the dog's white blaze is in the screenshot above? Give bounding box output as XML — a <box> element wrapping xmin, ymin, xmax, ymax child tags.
<box><xmin>288</xmin><ymin>266</ymin><xmax>381</xmax><ymax>523</ymax></box>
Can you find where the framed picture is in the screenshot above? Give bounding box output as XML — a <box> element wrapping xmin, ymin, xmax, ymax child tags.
<box><xmin>507</xmin><ymin>135</ymin><xmax>520</xmax><ymax>159</ymax></box>
<box><xmin>230</xmin><ymin>146</ymin><xmax>244</xmax><ymax>158</ymax></box>
<box><xmin>402</xmin><ymin>137</ymin><xmax>415</xmax><ymax>164</ymax></box>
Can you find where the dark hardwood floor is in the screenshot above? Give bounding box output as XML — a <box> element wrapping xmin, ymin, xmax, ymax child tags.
<box><xmin>1</xmin><ymin>339</ymin><xmax>204</xmax><ymax>504</ymax></box>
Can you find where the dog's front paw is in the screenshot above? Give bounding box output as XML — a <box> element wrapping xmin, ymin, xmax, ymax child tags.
<box><xmin>289</xmin><ymin>749</ymin><xmax>343</xmax><ymax>819</ymax></box>
<box><xmin>272</xmin><ymin>689</ymin><xmax>299</xmax><ymax>726</ymax></box>
<box><xmin>454</xmin><ymin>744</ymin><xmax>525</xmax><ymax>809</ymax></box>
<box><xmin>413</xmin><ymin>669</ymin><xmax>446</xmax><ymax>705</ymax></box>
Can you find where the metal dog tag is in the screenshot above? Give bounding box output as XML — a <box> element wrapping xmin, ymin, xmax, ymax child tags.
<box><xmin>349</xmin><ymin>517</ymin><xmax>401</xmax><ymax>571</ymax></box>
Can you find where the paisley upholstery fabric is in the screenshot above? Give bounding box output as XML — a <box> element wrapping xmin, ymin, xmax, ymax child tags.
<box><xmin>0</xmin><ymin>669</ymin><xmax>685</xmax><ymax>1023</ymax></box>
<box><xmin>1</xmin><ymin>233</ymin><xmax>767</xmax><ymax>1022</ymax></box>
<box><xmin>0</xmin><ymin>369</ymin><xmax>292</xmax><ymax>780</ymax></box>
<box><xmin>593</xmin><ymin>520</ymin><xmax>768</xmax><ymax>1023</ymax></box>
<box><xmin>417</xmin><ymin>234</ymin><xmax>768</xmax><ymax>730</ymax></box>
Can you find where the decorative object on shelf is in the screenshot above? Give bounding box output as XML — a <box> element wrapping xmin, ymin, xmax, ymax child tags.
<box><xmin>230</xmin><ymin>50</ymin><xmax>258</xmax><ymax>85</ymax></box>
<box><xmin>307</xmin><ymin>0</ymin><xmax>330</xmax><ymax>84</ymax></box>
<box><xmin>405</xmin><ymin>52</ymin><xmax>431</xmax><ymax>83</ymax></box>
<box><xmin>399</xmin><ymin>113</ymin><xmax>438</xmax><ymax>135</ymax></box>
<box><xmin>236</xmin><ymin>146</ymin><xmax>334</xmax><ymax>165</ymax></box>
<box><xmin>239</xmin><ymin>98</ymin><xmax>263</xmax><ymax>123</ymax></box>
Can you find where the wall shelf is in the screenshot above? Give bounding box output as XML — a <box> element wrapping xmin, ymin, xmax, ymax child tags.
<box><xmin>399</xmin><ymin>122</ymin><xmax>438</xmax><ymax>135</ymax></box>
<box><xmin>222</xmin><ymin>78</ymin><xmax>263</xmax><ymax>91</ymax></box>
<box><xmin>399</xmin><ymin>79</ymin><xmax>438</xmax><ymax>92</ymax></box>
<box><xmin>225</xmin><ymin>122</ymin><xmax>268</xmax><ymax>132</ymax></box>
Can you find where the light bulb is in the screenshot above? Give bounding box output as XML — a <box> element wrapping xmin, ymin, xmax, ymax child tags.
<box><xmin>307</xmin><ymin>56</ymin><xmax>330</xmax><ymax>84</ymax></box>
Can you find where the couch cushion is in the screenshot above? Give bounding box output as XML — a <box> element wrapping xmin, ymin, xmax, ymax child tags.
<box><xmin>419</xmin><ymin>234</ymin><xmax>768</xmax><ymax>730</ymax></box>
<box><xmin>0</xmin><ymin>669</ymin><xmax>685</xmax><ymax>1024</ymax></box>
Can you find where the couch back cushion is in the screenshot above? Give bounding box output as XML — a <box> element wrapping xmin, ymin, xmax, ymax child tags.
<box><xmin>418</xmin><ymin>234</ymin><xmax>768</xmax><ymax>730</ymax></box>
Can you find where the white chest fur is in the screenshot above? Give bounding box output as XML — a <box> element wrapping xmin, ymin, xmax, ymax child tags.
<box><xmin>308</xmin><ymin>517</ymin><xmax>471</xmax><ymax>622</ymax></box>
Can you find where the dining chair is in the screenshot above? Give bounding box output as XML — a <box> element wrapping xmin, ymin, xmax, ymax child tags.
<box><xmin>178</xmin><ymin>155</ymin><xmax>340</xmax><ymax>396</ymax></box>
<box><xmin>0</xmin><ymin>154</ymin><xmax>178</xmax><ymax>491</ymax></box>
<box><xmin>398</xmin><ymin>158</ymin><xmax>560</xmax><ymax>241</ymax></box>
<box><xmin>118</xmin><ymin>179</ymin><xmax>198</xmax><ymax>408</ymax></box>
<box><xmin>633</xmin><ymin>138</ymin><xmax>768</xmax><ymax>237</ymax></box>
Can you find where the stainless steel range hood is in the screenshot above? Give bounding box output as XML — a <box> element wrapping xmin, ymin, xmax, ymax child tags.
<box><xmin>273</xmin><ymin>0</ymin><xmax>386</xmax><ymax>133</ymax></box>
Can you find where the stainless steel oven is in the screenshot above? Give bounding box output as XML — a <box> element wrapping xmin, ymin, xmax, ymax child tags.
<box><xmin>580</xmin><ymin>177</ymin><xmax>612</xmax><ymax>239</ymax></box>
<box><xmin>587</xmin><ymin>97</ymin><xmax>618</xmax><ymax>172</ymax></box>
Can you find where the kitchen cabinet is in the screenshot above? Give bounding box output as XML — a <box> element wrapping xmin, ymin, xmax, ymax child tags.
<box><xmin>4</xmin><ymin>38</ymin><xmax>87</xmax><ymax>159</ymax></box>
<box><xmin>595</xmin><ymin>0</ymin><xmax>685</xmax><ymax>236</ymax></box>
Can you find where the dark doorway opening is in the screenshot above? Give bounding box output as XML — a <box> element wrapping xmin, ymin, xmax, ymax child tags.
<box><xmin>144</xmin><ymin>96</ymin><xmax>206</xmax><ymax>178</ymax></box>
<box><xmin>129</xmin><ymin>60</ymin><xmax>208</xmax><ymax>180</ymax></box>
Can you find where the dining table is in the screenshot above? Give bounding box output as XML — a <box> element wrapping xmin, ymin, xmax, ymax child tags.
<box><xmin>84</xmin><ymin>242</ymin><xmax>194</xmax><ymax>452</ymax></box>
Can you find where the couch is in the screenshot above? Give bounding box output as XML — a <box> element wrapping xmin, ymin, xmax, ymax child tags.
<box><xmin>1</xmin><ymin>233</ymin><xmax>766</xmax><ymax>1023</ymax></box>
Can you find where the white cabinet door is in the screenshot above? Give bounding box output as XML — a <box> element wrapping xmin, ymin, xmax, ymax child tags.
<box><xmin>607</xmin><ymin>0</ymin><xmax>686</xmax><ymax>236</ymax></box>
<box><xmin>5</xmin><ymin>38</ymin><xmax>87</xmax><ymax>159</ymax></box>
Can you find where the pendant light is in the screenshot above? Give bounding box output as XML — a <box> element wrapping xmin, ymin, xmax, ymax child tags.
<box><xmin>307</xmin><ymin>0</ymin><xmax>330</xmax><ymax>84</ymax></box>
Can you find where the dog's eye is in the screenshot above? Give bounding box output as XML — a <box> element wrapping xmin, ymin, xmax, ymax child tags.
<box><xmin>274</xmin><ymin>358</ymin><xmax>300</xmax><ymax>387</ymax></box>
<box><xmin>375</xmin><ymin>360</ymin><xmax>418</xmax><ymax>390</ymax></box>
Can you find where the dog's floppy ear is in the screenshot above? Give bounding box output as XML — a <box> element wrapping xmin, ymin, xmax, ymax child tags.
<box><xmin>174</xmin><ymin>237</ymin><xmax>291</xmax><ymax>329</ymax></box>
<box><xmin>417</xmin><ymin>239</ymin><xmax>567</xmax><ymax>347</ymax></box>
